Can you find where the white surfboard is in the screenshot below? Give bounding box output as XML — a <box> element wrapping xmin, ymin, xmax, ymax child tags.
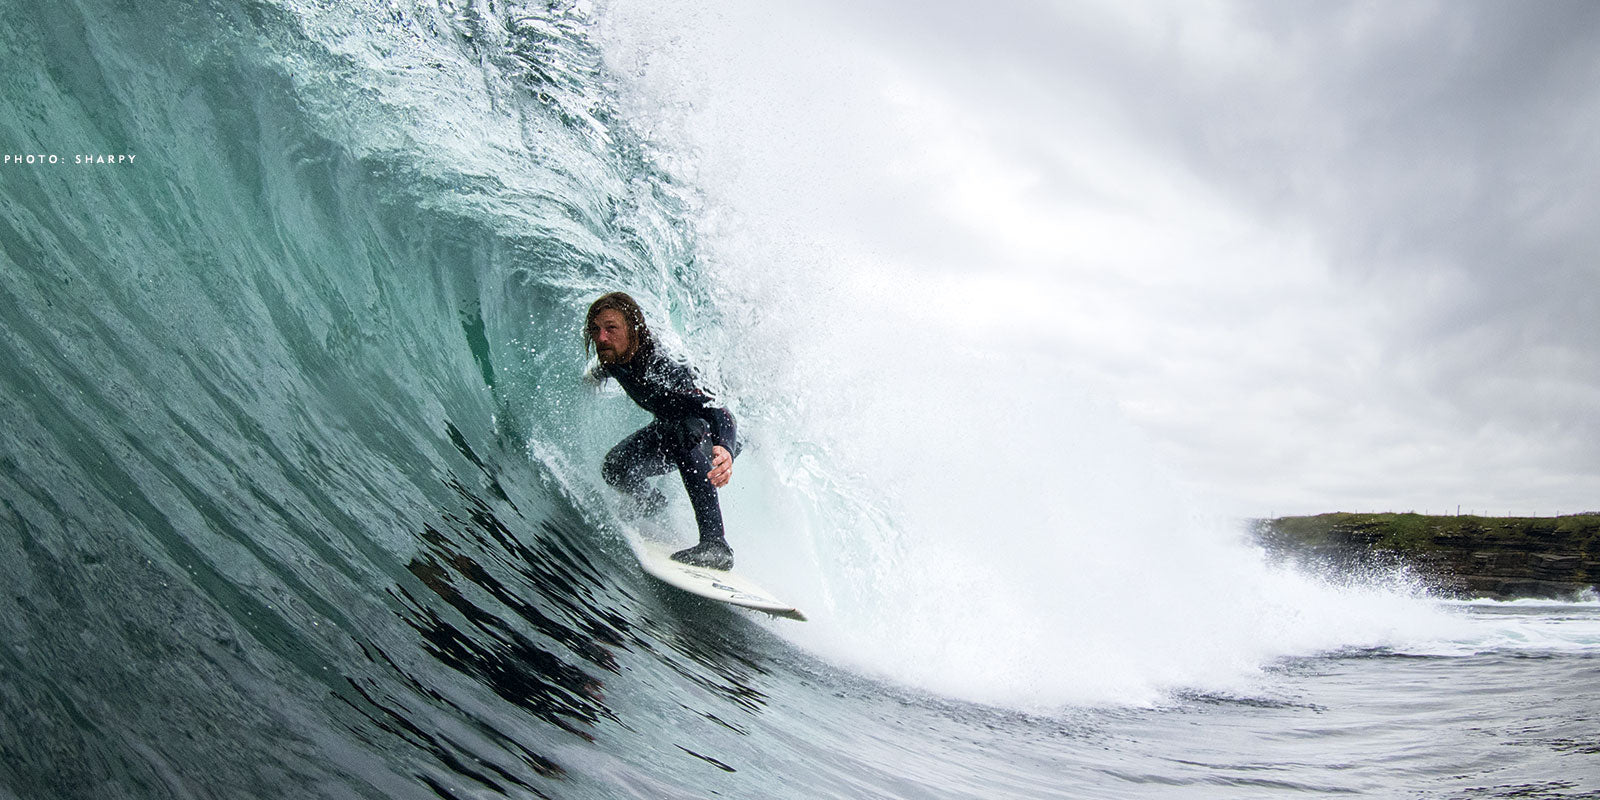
<box><xmin>626</xmin><ymin>532</ymin><xmax>807</xmax><ymax>622</ymax></box>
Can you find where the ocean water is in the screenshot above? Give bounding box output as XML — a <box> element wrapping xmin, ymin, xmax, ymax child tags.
<box><xmin>2</xmin><ymin>1</ymin><xmax>1598</xmax><ymax>798</ymax></box>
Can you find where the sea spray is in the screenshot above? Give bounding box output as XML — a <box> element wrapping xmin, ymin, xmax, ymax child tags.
<box><xmin>732</xmin><ymin>280</ymin><xmax>1458</xmax><ymax>708</ymax></box>
<box><xmin>594</xmin><ymin>0</ymin><xmax>1463</xmax><ymax>709</ymax></box>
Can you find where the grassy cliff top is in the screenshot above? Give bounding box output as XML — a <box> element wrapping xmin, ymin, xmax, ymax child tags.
<box><xmin>1258</xmin><ymin>512</ymin><xmax>1600</xmax><ymax>553</ymax></box>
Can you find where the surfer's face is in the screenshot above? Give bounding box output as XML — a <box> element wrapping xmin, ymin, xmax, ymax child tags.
<box><xmin>590</xmin><ymin>308</ymin><xmax>634</xmax><ymax>364</ymax></box>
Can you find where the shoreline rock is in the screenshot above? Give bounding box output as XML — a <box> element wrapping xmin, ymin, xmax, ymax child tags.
<box><xmin>1251</xmin><ymin>512</ymin><xmax>1600</xmax><ymax>600</ymax></box>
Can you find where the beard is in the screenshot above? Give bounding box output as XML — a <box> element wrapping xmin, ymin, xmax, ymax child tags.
<box><xmin>597</xmin><ymin>342</ymin><xmax>631</xmax><ymax>364</ymax></box>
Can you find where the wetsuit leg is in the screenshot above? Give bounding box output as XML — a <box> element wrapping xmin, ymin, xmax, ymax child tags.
<box><xmin>602</xmin><ymin>422</ymin><xmax>674</xmax><ymax>515</ymax></box>
<box><xmin>604</xmin><ymin>418</ymin><xmax>731</xmax><ymax>546</ymax></box>
<box><xmin>672</xmin><ymin>419</ymin><xmax>725</xmax><ymax>544</ymax></box>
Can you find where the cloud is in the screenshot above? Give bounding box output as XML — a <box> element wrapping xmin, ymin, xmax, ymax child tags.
<box><xmin>602</xmin><ymin>0</ymin><xmax>1600</xmax><ymax>515</ymax></box>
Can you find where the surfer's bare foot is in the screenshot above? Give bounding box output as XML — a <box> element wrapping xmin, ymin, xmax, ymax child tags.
<box><xmin>670</xmin><ymin>539</ymin><xmax>733</xmax><ymax>571</ymax></box>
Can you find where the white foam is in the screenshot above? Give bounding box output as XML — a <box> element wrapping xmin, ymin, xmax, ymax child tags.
<box><xmin>592</xmin><ymin>0</ymin><xmax>1589</xmax><ymax>709</ymax></box>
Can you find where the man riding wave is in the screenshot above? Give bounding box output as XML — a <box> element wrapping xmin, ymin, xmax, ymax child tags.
<box><xmin>583</xmin><ymin>292</ymin><xmax>739</xmax><ymax>570</ymax></box>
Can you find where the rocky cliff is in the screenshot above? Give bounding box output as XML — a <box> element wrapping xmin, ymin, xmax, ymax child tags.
<box><xmin>1253</xmin><ymin>513</ymin><xmax>1600</xmax><ymax>600</ymax></box>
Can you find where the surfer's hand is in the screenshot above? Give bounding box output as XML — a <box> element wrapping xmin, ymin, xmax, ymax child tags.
<box><xmin>708</xmin><ymin>445</ymin><xmax>733</xmax><ymax>488</ymax></box>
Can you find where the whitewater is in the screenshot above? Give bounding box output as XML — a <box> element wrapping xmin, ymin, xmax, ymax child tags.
<box><xmin>2</xmin><ymin>0</ymin><xmax>1597</xmax><ymax>797</ymax></box>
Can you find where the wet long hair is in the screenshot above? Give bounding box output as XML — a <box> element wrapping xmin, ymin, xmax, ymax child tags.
<box><xmin>583</xmin><ymin>291</ymin><xmax>653</xmax><ymax>362</ymax></box>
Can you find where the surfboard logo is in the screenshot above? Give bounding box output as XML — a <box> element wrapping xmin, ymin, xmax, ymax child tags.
<box><xmin>709</xmin><ymin>582</ymin><xmax>770</xmax><ymax>602</ymax></box>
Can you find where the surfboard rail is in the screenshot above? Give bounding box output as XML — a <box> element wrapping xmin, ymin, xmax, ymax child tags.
<box><xmin>627</xmin><ymin>533</ymin><xmax>807</xmax><ymax>622</ymax></box>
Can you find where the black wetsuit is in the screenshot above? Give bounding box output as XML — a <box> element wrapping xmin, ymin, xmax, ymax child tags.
<box><xmin>596</xmin><ymin>344</ymin><xmax>738</xmax><ymax>544</ymax></box>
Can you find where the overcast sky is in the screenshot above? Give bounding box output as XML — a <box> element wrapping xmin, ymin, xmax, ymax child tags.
<box><xmin>600</xmin><ymin>0</ymin><xmax>1600</xmax><ymax>518</ymax></box>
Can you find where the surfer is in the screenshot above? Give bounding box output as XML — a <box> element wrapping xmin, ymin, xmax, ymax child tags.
<box><xmin>583</xmin><ymin>292</ymin><xmax>739</xmax><ymax>570</ymax></box>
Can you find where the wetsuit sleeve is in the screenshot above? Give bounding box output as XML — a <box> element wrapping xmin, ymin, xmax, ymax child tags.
<box><xmin>656</xmin><ymin>356</ymin><xmax>738</xmax><ymax>455</ymax></box>
<box><xmin>707</xmin><ymin>405</ymin><xmax>738</xmax><ymax>456</ymax></box>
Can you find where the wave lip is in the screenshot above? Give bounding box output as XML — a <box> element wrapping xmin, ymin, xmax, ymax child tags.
<box><xmin>0</xmin><ymin>0</ymin><xmax>713</xmax><ymax>796</ymax></box>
